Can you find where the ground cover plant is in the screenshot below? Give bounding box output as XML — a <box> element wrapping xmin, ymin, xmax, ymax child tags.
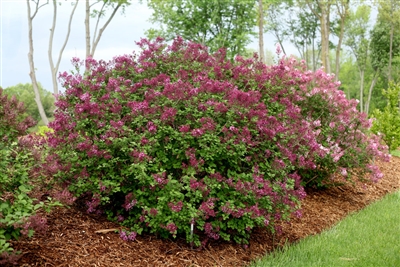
<box><xmin>0</xmin><ymin>88</ymin><xmax>58</xmax><ymax>264</ymax></box>
<box><xmin>45</xmin><ymin>37</ymin><xmax>389</xmax><ymax>248</ymax></box>
<box><xmin>250</xmin><ymin>190</ymin><xmax>400</xmax><ymax>267</ymax></box>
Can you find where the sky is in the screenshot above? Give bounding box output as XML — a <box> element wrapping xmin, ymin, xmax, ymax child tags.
<box><xmin>0</xmin><ymin>0</ymin><xmax>296</xmax><ymax>93</ymax></box>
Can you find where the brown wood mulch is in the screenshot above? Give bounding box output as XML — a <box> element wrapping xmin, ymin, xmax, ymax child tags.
<box><xmin>8</xmin><ymin>156</ymin><xmax>400</xmax><ymax>267</ymax></box>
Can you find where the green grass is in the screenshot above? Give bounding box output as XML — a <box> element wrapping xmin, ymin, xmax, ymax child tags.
<box><xmin>250</xmin><ymin>191</ymin><xmax>400</xmax><ymax>267</ymax></box>
<box><xmin>390</xmin><ymin>149</ymin><xmax>400</xmax><ymax>158</ymax></box>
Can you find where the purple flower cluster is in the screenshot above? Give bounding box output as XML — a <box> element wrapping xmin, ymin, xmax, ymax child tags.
<box><xmin>168</xmin><ymin>201</ymin><xmax>183</xmax><ymax>212</ymax></box>
<box><xmin>204</xmin><ymin>222</ymin><xmax>220</xmax><ymax>240</ymax></box>
<box><xmin>123</xmin><ymin>193</ymin><xmax>137</xmax><ymax>211</ymax></box>
<box><xmin>0</xmin><ymin>88</ymin><xmax>36</xmax><ymax>143</ymax></box>
<box><xmin>54</xmin><ymin>188</ymin><xmax>77</xmax><ymax>206</ymax></box>
<box><xmin>119</xmin><ymin>230</ymin><xmax>137</xmax><ymax>241</ymax></box>
<box><xmin>19</xmin><ymin>214</ymin><xmax>48</xmax><ymax>237</ymax></box>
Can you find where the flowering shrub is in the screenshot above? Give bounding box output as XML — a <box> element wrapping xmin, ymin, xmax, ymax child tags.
<box><xmin>0</xmin><ymin>89</ymin><xmax>55</xmax><ymax>264</ymax></box>
<box><xmin>0</xmin><ymin>88</ymin><xmax>35</xmax><ymax>148</ymax></box>
<box><xmin>47</xmin><ymin>37</ymin><xmax>388</xmax><ymax>246</ymax></box>
<box><xmin>262</xmin><ymin>56</ymin><xmax>390</xmax><ymax>187</ymax></box>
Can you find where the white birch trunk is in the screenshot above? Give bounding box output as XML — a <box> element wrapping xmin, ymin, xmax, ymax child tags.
<box><xmin>27</xmin><ymin>0</ymin><xmax>49</xmax><ymax>125</ymax></box>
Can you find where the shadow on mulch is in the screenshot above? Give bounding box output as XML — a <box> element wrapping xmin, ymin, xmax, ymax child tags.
<box><xmin>8</xmin><ymin>157</ymin><xmax>400</xmax><ymax>267</ymax></box>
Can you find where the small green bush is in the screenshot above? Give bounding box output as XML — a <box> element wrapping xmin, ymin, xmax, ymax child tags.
<box><xmin>36</xmin><ymin>126</ymin><xmax>54</xmax><ymax>137</ymax></box>
<box><xmin>371</xmin><ymin>82</ymin><xmax>400</xmax><ymax>151</ymax></box>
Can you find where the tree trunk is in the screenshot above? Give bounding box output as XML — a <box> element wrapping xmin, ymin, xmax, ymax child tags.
<box><xmin>27</xmin><ymin>0</ymin><xmax>49</xmax><ymax>125</ymax></box>
<box><xmin>347</xmin><ymin>85</ymin><xmax>350</xmax><ymax>100</ymax></box>
<box><xmin>306</xmin><ymin>0</ymin><xmax>331</xmax><ymax>73</ymax></box>
<box><xmin>365</xmin><ymin>70</ymin><xmax>378</xmax><ymax>115</ymax></box>
<box><xmin>258</xmin><ymin>0</ymin><xmax>265</xmax><ymax>63</ymax></box>
<box><xmin>335</xmin><ymin>16</ymin><xmax>345</xmax><ymax>81</ymax></box>
<box><xmin>320</xmin><ymin>11</ymin><xmax>331</xmax><ymax>73</ymax></box>
<box><xmin>48</xmin><ymin>0</ymin><xmax>57</xmax><ymax>95</ymax></box>
<box><xmin>48</xmin><ymin>0</ymin><xmax>79</xmax><ymax>95</ymax></box>
<box><xmin>305</xmin><ymin>46</ymin><xmax>309</xmax><ymax>70</ymax></box>
<box><xmin>335</xmin><ymin>0</ymin><xmax>349</xmax><ymax>81</ymax></box>
<box><xmin>85</xmin><ymin>0</ymin><xmax>121</xmax><ymax>72</ymax></box>
<box><xmin>85</xmin><ymin>0</ymin><xmax>91</xmax><ymax>59</ymax></box>
<box><xmin>388</xmin><ymin>21</ymin><xmax>394</xmax><ymax>81</ymax></box>
<box><xmin>359</xmin><ymin>69</ymin><xmax>365</xmax><ymax>113</ymax></box>
<box><xmin>90</xmin><ymin>3</ymin><xmax>122</xmax><ymax>57</ymax></box>
<box><xmin>312</xmin><ymin>35</ymin><xmax>316</xmax><ymax>71</ymax></box>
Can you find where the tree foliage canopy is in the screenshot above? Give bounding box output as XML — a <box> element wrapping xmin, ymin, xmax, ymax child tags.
<box><xmin>3</xmin><ymin>83</ymin><xmax>54</xmax><ymax>122</ymax></box>
<box><xmin>145</xmin><ymin>0</ymin><xmax>256</xmax><ymax>59</ymax></box>
<box><xmin>370</xmin><ymin>19</ymin><xmax>400</xmax><ymax>72</ymax></box>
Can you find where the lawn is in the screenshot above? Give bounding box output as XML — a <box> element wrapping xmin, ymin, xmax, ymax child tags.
<box><xmin>390</xmin><ymin>149</ymin><xmax>400</xmax><ymax>158</ymax></box>
<box><xmin>251</xmin><ymin>164</ymin><xmax>400</xmax><ymax>266</ymax></box>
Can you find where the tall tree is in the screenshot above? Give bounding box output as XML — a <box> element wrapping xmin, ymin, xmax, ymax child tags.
<box><xmin>377</xmin><ymin>0</ymin><xmax>400</xmax><ymax>82</ymax></box>
<box><xmin>85</xmin><ymin>0</ymin><xmax>130</xmax><ymax>59</ymax></box>
<box><xmin>333</xmin><ymin>0</ymin><xmax>350</xmax><ymax>81</ymax></box>
<box><xmin>264</xmin><ymin>1</ymin><xmax>290</xmax><ymax>55</ymax></box>
<box><xmin>305</xmin><ymin>0</ymin><xmax>332</xmax><ymax>73</ymax></box>
<box><xmin>145</xmin><ymin>0</ymin><xmax>256</xmax><ymax>60</ymax></box>
<box><xmin>48</xmin><ymin>0</ymin><xmax>79</xmax><ymax>95</ymax></box>
<box><xmin>258</xmin><ymin>0</ymin><xmax>265</xmax><ymax>62</ymax></box>
<box><xmin>287</xmin><ymin>4</ymin><xmax>320</xmax><ymax>70</ymax></box>
<box><xmin>338</xmin><ymin>55</ymin><xmax>359</xmax><ymax>99</ymax></box>
<box><xmin>26</xmin><ymin>0</ymin><xmax>49</xmax><ymax>125</ymax></box>
<box><xmin>344</xmin><ymin>5</ymin><xmax>371</xmax><ymax>113</ymax></box>
<box><xmin>368</xmin><ymin>19</ymin><xmax>400</xmax><ymax>114</ymax></box>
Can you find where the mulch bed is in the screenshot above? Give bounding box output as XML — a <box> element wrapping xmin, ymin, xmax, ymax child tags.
<box><xmin>9</xmin><ymin>157</ymin><xmax>400</xmax><ymax>267</ymax></box>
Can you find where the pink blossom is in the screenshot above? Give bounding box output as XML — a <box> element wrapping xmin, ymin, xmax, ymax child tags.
<box><xmin>191</xmin><ymin>128</ymin><xmax>204</xmax><ymax>137</ymax></box>
<box><xmin>79</xmin><ymin>93</ymin><xmax>91</xmax><ymax>102</ymax></box>
<box><xmin>340</xmin><ymin>168</ymin><xmax>348</xmax><ymax>177</ymax></box>
<box><xmin>179</xmin><ymin>125</ymin><xmax>191</xmax><ymax>133</ymax></box>
<box><xmin>168</xmin><ymin>201</ymin><xmax>183</xmax><ymax>212</ymax></box>
<box><xmin>147</xmin><ymin>121</ymin><xmax>157</xmax><ymax>134</ymax></box>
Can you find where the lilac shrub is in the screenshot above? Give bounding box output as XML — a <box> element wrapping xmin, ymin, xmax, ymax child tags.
<box><xmin>259</xmin><ymin>56</ymin><xmax>390</xmax><ymax>187</ymax></box>
<box><xmin>47</xmin><ymin>37</ymin><xmax>388</xmax><ymax>246</ymax></box>
<box><xmin>0</xmin><ymin>88</ymin><xmax>51</xmax><ymax>263</ymax></box>
<box><xmin>0</xmin><ymin>88</ymin><xmax>35</xmax><ymax>147</ymax></box>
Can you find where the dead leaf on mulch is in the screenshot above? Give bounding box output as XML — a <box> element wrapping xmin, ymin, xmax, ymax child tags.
<box><xmin>8</xmin><ymin>157</ymin><xmax>400</xmax><ymax>267</ymax></box>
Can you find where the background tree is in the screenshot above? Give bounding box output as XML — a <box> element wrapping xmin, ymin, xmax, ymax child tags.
<box><xmin>3</xmin><ymin>83</ymin><xmax>55</xmax><ymax>124</ymax></box>
<box><xmin>376</xmin><ymin>0</ymin><xmax>400</xmax><ymax>82</ymax></box>
<box><xmin>333</xmin><ymin>0</ymin><xmax>350</xmax><ymax>81</ymax></box>
<box><xmin>304</xmin><ymin>0</ymin><xmax>332</xmax><ymax>73</ymax></box>
<box><xmin>85</xmin><ymin>0</ymin><xmax>130</xmax><ymax>59</ymax></box>
<box><xmin>264</xmin><ymin>1</ymin><xmax>291</xmax><ymax>55</ymax></box>
<box><xmin>367</xmin><ymin>19</ymin><xmax>400</xmax><ymax>114</ymax></box>
<box><xmin>26</xmin><ymin>0</ymin><xmax>50</xmax><ymax>125</ymax></box>
<box><xmin>258</xmin><ymin>0</ymin><xmax>265</xmax><ymax>62</ymax></box>
<box><xmin>344</xmin><ymin>4</ymin><xmax>371</xmax><ymax>113</ymax></box>
<box><xmin>338</xmin><ymin>55</ymin><xmax>359</xmax><ymax>99</ymax></box>
<box><xmin>145</xmin><ymin>0</ymin><xmax>256</xmax><ymax>59</ymax></box>
<box><xmin>48</xmin><ymin>0</ymin><xmax>79</xmax><ymax>95</ymax></box>
<box><xmin>287</xmin><ymin>4</ymin><xmax>320</xmax><ymax>71</ymax></box>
